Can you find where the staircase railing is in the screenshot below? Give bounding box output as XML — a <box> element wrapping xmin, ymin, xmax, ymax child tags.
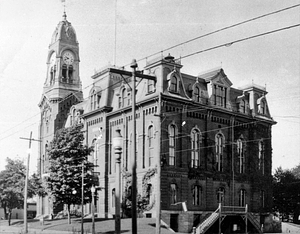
<box><xmin>194</xmin><ymin>204</ymin><xmax>220</xmax><ymax>234</ymax></box>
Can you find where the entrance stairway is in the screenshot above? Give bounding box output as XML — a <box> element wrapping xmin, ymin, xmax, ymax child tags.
<box><xmin>193</xmin><ymin>204</ymin><xmax>263</xmax><ymax>234</ymax></box>
<box><xmin>194</xmin><ymin>206</ymin><xmax>220</xmax><ymax>234</ymax></box>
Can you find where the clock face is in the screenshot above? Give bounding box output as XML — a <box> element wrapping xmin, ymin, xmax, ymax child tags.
<box><xmin>63</xmin><ymin>51</ymin><xmax>74</xmax><ymax>65</ymax></box>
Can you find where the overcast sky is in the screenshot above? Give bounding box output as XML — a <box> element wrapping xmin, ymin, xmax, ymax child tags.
<box><xmin>0</xmin><ymin>0</ymin><xmax>299</xmax><ymax>174</ymax></box>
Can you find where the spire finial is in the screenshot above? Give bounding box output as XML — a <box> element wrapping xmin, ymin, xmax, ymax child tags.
<box><xmin>62</xmin><ymin>0</ymin><xmax>67</xmax><ymax>21</ymax></box>
<box><xmin>63</xmin><ymin>10</ymin><xmax>67</xmax><ymax>21</ymax></box>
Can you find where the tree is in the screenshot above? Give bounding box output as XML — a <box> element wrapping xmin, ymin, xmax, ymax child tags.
<box><xmin>273</xmin><ymin>167</ymin><xmax>300</xmax><ymax>222</ymax></box>
<box><xmin>0</xmin><ymin>158</ymin><xmax>44</xmax><ymax>225</ymax></box>
<box><xmin>46</xmin><ymin>124</ymin><xmax>94</xmax><ymax>224</ymax></box>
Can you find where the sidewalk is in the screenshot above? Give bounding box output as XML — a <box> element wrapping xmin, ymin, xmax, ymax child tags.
<box><xmin>0</xmin><ymin>218</ymin><xmax>185</xmax><ymax>234</ymax></box>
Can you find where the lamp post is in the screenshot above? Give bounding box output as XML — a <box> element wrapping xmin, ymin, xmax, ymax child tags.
<box><xmin>113</xmin><ymin>129</ymin><xmax>123</xmax><ymax>234</ymax></box>
<box><xmin>130</xmin><ymin>59</ymin><xmax>138</xmax><ymax>234</ymax></box>
<box><xmin>81</xmin><ymin>161</ymin><xmax>84</xmax><ymax>234</ymax></box>
<box><xmin>91</xmin><ymin>185</ymin><xmax>96</xmax><ymax>234</ymax></box>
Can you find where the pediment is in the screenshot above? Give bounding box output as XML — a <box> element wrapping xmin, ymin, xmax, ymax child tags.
<box><xmin>211</xmin><ymin>71</ymin><xmax>232</xmax><ymax>87</ymax></box>
<box><xmin>201</xmin><ymin>68</ymin><xmax>233</xmax><ymax>87</ymax></box>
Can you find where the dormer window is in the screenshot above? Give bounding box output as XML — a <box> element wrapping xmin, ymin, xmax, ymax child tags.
<box><xmin>213</xmin><ymin>84</ymin><xmax>227</xmax><ymax>107</ymax></box>
<box><xmin>194</xmin><ymin>86</ymin><xmax>201</xmax><ymax>103</ymax></box>
<box><xmin>260</xmin><ymin>100</ymin><xmax>266</xmax><ymax>115</ymax></box>
<box><xmin>90</xmin><ymin>88</ymin><xmax>101</xmax><ymax>111</ymax></box>
<box><xmin>170</xmin><ymin>76</ymin><xmax>178</xmax><ymax>92</ymax></box>
<box><xmin>257</xmin><ymin>96</ymin><xmax>267</xmax><ymax>115</ymax></box>
<box><xmin>239</xmin><ymin>99</ymin><xmax>246</xmax><ymax>113</ymax></box>
<box><xmin>147</xmin><ymin>79</ymin><xmax>155</xmax><ymax>93</ymax></box>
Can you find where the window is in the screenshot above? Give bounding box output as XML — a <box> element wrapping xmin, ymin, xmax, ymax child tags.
<box><xmin>213</xmin><ymin>85</ymin><xmax>227</xmax><ymax>107</ymax></box>
<box><xmin>146</xmin><ymin>184</ymin><xmax>152</xmax><ymax>204</ymax></box>
<box><xmin>62</xmin><ymin>64</ymin><xmax>67</xmax><ymax>81</ymax></box>
<box><xmin>217</xmin><ymin>187</ymin><xmax>225</xmax><ymax>204</ymax></box>
<box><xmin>148</xmin><ymin>79</ymin><xmax>155</xmax><ymax>93</ymax></box>
<box><xmin>90</xmin><ymin>90</ymin><xmax>100</xmax><ymax>111</ymax></box>
<box><xmin>215</xmin><ymin>133</ymin><xmax>224</xmax><ymax>171</ymax></box>
<box><xmin>258</xmin><ymin>140</ymin><xmax>265</xmax><ymax>174</ymax></box>
<box><xmin>112</xmin><ymin>188</ymin><xmax>115</xmax><ymax>207</ymax></box>
<box><xmin>170</xmin><ymin>183</ymin><xmax>177</xmax><ymax>204</ymax></box>
<box><xmin>68</xmin><ymin>65</ymin><xmax>73</xmax><ymax>82</ymax></box>
<box><xmin>191</xmin><ymin>129</ymin><xmax>201</xmax><ymax>168</ymax></box>
<box><xmin>50</xmin><ymin>65</ymin><xmax>56</xmax><ymax>85</ymax></box>
<box><xmin>192</xmin><ymin>185</ymin><xmax>202</xmax><ymax>206</ymax></box>
<box><xmin>127</xmin><ymin>186</ymin><xmax>132</xmax><ymax>201</ymax></box>
<box><xmin>127</xmin><ymin>92</ymin><xmax>131</xmax><ymax>106</ymax></box>
<box><xmin>169</xmin><ymin>124</ymin><xmax>176</xmax><ymax>166</ymax></box>
<box><xmin>121</xmin><ymin>88</ymin><xmax>127</xmax><ymax>107</ymax></box>
<box><xmin>237</xmin><ymin>139</ymin><xmax>245</xmax><ymax>173</ymax></box>
<box><xmin>194</xmin><ymin>86</ymin><xmax>201</xmax><ymax>102</ymax></box>
<box><xmin>170</xmin><ymin>76</ymin><xmax>178</xmax><ymax>92</ymax></box>
<box><xmin>260</xmin><ymin>100</ymin><xmax>266</xmax><ymax>115</ymax></box>
<box><xmin>260</xmin><ymin>190</ymin><xmax>265</xmax><ymax>208</ymax></box>
<box><xmin>239</xmin><ymin>189</ymin><xmax>246</xmax><ymax>207</ymax></box>
<box><xmin>148</xmin><ymin>126</ymin><xmax>154</xmax><ymax>167</ymax></box>
<box><xmin>239</xmin><ymin>99</ymin><xmax>246</xmax><ymax>113</ymax></box>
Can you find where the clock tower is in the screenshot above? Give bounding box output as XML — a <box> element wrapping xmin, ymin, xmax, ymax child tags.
<box><xmin>37</xmin><ymin>11</ymin><xmax>83</xmax><ymax>216</ymax></box>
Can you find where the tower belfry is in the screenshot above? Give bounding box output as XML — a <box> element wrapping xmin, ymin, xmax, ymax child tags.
<box><xmin>37</xmin><ymin>11</ymin><xmax>83</xmax><ymax>216</ymax></box>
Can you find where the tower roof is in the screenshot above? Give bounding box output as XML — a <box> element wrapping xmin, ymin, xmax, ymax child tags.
<box><xmin>50</xmin><ymin>11</ymin><xmax>77</xmax><ymax>45</ymax></box>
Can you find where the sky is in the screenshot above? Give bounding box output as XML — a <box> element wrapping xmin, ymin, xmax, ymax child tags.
<box><xmin>0</xmin><ymin>0</ymin><xmax>299</xmax><ymax>174</ymax></box>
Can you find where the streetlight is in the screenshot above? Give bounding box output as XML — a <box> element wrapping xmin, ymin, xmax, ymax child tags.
<box><xmin>91</xmin><ymin>185</ymin><xmax>96</xmax><ymax>234</ymax></box>
<box><xmin>130</xmin><ymin>59</ymin><xmax>138</xmax><ymax>234</ymax></box>
<box><xmin>113</xmin><ymin>129</ymin><xmax>123</xmax><ymax>234</ymax></box>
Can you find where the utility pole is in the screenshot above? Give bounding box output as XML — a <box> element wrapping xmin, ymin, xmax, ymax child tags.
<box><xmin>81</xmin><ymin>161</ymin><xmax>84</xmax><ymax>234</ymax></box>
<box><xmin>131</xmin><ymin>60</ymin><xmax>138</xmax><ymax>234</ymax></box>
<box><xmin>116</xmin><ymin>60</ymin><xmax>156</xmax><ymax>234</ymax></box>
<box><xmin>20</xmin><ymin>132</ymin><xmax>41</xmax><ymax>234</ymax></box>
<box><xmin>155</xmin><ymin>93</ymin><xmax>162</xmax><ymax>234</ymax></box>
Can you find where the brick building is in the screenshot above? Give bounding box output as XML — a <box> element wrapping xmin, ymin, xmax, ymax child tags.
<box><xmin>37</xmin><ymin>13</ymin><xmax>276</xmax><ymax>233</ymax></box>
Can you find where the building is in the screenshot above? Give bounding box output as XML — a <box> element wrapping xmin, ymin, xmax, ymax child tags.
<box><xmin>37</xmin><ymin>13</ymin><xmax>276</xmax><ymax>233</ymax></box>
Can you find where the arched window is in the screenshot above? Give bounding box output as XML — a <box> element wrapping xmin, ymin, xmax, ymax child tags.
<box><xmin>148</xmin><ymin>126</ymin><xmax>154</xmax><ymax>167</ymax></box>
<box><xmin>258</xmin><ymin>140</ymin><xmax>265</xmax><ymax>174</ymax></box>
<box><xmin>192</xmin><ymin>185</ymin><xmax>202</xmax><ymax>205</ymax></box>
<box><xmin>239</xmin><ymin>189</ymin><xmax>246</xmax><ymax>207</ymax></box>
<box><xmin>170</xmin><ymin>76</ymin><xmax>178</xmax><ymax>92</ymax></box>
<box><xmin>191</xmin><ymin>128</ymin><xmax>201</xmax><ymax>168</ymax></box>
<box><xmin>260</xmin><ymin>190</ymin><xmax>265</xmax><ymax>208</ymax></box>
<box><xmin>237</xmin><ymin>139</ymin><xmax>245</xmax><ymax>173</ymax></box>
<box><xmin>127</xmin><ymin>186</ymin><xmax>132</xmax><ymax>201</ymax></box>
<box><xmin>146</xmin><ymin>184</ymin><xmax>152</xmax><ymax>204</ymax></box>
<box><xmin>260</xmin><ymin>100</ymin><xmax>266</xmax><ymax>115</ymax></box>
<box><xmin>169</xmin><ymin>124</ymin><xmax>176</xmax><ymax>166</ymax></box>
<box><xmin>62</xmin><ymin>64</ymin><xmax>67</xmax><ymax>82</ymax></box>
<box><xmin>170</xmin><ymin>183</ymin><xmax>177</xmax><ymax>204</ymax></box>
<box><xmin>127</xmin><ymin>133</ymin><xmax>132</xmax><ymax>171</ymax></box>
<box><xmin>215</xmin><ymin>133</ymin><xmax>224</xmax><ymax>171</ymax></box>
<box><xmin>217</xmin><ymin>187</ymin><xmax>225</xmax><ymax>204</ymax></box>
<box><xmin>127</xmin><ymin>92</ymin><xmax>131</xmax><ymax>106</ymax></box>
<box><xmin>68</xmin><ymin>65</ymin><xmax>73</xmax><ymax>82</ymax></box>
<box><xmin>112</xmin><ymin>188</ymin><xmax>115</xmax><ymax>207</ymax></box>
<box><xmin>121</xmin><ymin>88</ymin><xmax>127</xmax><ymax>107</ymax></box>
<box><xmin>194</xmin><ymin>86</ymin><xmax>201</xmax><ymax>102</ymax></box>
<box><xmin>239</xmin><ymin>99</ymin><xmax>246</xmax><ymax>113</ymax></box>
<box><xmin>90</xmin><ymin>89</ymin><xmax>101</xmax><ymax>111</ymax></box>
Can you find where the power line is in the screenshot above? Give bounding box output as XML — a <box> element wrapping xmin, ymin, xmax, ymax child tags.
<box><xmin>180</xmin><ymin>24</ymin><xmax>300</xmax><ymax>60</ymax></box>
<box><xmin>123</xmin><ymin>3</ymin><xmax>300</xmax><ymax>67</ymax></box>
<box><xmin>2</xmin><ymin>24</ymin><xmax>299</xmax><ymax>142</ymax></box>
